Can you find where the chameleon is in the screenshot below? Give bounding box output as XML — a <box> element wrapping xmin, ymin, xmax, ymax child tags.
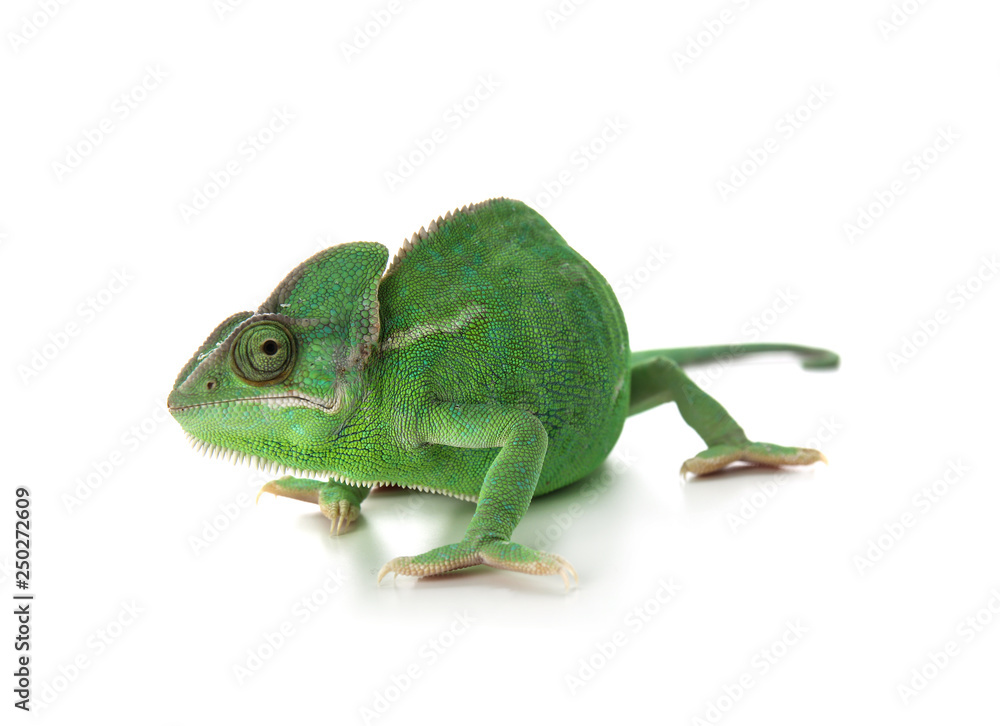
<box><xmin>167</xmin><ymin>197</ymin><xmax>838</xmax><ymax>586</ymax></box>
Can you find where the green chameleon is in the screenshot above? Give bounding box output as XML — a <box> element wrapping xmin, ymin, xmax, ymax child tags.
<box><xmin>168</xmin><ymin>198</ymin><xmax>837</xmax><ymax>586</ymax></box>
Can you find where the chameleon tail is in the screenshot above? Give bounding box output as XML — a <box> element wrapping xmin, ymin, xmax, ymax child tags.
<box><xmin>630</xmin><ymin>344</ymin><xmax>839</xmax><ymax>371</ymax></box>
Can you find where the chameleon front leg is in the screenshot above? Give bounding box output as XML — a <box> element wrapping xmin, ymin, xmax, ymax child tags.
<box><xmin>377</xmin><ymin>402</ymin><xmax>577</xmax><ymax>587</ymax></box>
<box><xmin>629</xmin><ymin>355</ymin><xmax>826</xmax><ymax>476</ymax></box>
<box><xmin>257</xmin><ymin>477</ymin><xmax>371</xmax><ymax>535</ymax></box>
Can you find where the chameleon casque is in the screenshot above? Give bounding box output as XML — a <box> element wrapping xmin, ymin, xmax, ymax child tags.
<box><xmin>168</xmin><ymin>198</ymin><xmax>837</xmax><ymax>586</ymax></box>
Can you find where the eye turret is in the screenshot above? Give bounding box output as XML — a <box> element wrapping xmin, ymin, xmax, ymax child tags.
<box><xmin>231</xmin><ymin>321</ymin><xmax>295</xmax><ymax>384</ymax></box>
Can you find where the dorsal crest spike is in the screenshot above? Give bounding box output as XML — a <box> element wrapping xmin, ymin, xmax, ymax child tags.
<box><xmin>383</xmin><ymin>197</ymin><xmax>513</xmax><ymax>278</ymax></box>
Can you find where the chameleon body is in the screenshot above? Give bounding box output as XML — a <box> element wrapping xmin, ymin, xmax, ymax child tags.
<box><xmin>168</xmin><ymin>198</ymin><xmax>837</xmax><ymax>585</ymax></box>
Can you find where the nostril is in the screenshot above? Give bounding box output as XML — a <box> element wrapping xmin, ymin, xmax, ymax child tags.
<box><xmin>206</xmin><ymin>380</ymin><xmax>216</xmax><ymax>391</ymax></box>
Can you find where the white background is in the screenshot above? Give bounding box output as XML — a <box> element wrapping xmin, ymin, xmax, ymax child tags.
<box><xmin>3</xmin><ymin>0</ymin><xmax>998</xmax><ymax>723</ymax></box>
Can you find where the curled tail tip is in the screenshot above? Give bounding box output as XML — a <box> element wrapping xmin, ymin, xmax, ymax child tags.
<box><xmin>802</xmin><ymin>350</ymin><xmax>840</xmax><ymax>370</ymax></box>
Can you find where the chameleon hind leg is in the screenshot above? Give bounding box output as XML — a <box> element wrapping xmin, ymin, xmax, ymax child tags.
<box><xmin>629</xmin><ymin>353</ymin><xmax>826</xmax><ymax>476</ymax></box>
<box><xmin>377</xmin><ymin>402</ymin><xmax>577</xmax><ymax>588</ymax></box>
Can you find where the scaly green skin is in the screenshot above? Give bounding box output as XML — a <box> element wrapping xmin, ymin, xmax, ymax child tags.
<box><xmin>168</xmin><ymin>198</ymin><xmax>838</xmax><ymax>586</ymax></box>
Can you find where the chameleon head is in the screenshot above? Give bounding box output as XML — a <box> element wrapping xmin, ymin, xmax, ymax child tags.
<box><xmin>167</xmin><ymin>242</ymin><xmax>389</xmax><ymax>470</ymax></box>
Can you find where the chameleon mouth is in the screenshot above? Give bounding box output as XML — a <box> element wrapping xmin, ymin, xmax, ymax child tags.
<box><xmin>166</xmin><ymin>393</ymin><xmax>334</xmax><ymax>413</ymax></box>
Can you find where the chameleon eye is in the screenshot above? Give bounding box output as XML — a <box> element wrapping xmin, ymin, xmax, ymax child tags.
<box><xmin>232</xmin><ymin>321</ymin><xmax>295</xmax><ymax>384</ymax></box>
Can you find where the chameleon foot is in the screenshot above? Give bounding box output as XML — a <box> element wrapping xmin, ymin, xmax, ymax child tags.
<box><xmin>256</xmin><ymin>476</ymin><xmax>368</xmax><ymax>536</ymax></box>
<box><xmin>377</xmin><ymin>539</ymin><xmax>579</xmax><ymax>589</ymax></box>
<box><xmin>680</xmin><ymin>441</ymin><xmax>827</xmax><ymax>477</ymax></box>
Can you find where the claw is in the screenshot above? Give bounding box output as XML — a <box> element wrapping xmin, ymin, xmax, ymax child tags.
<box><xmin>563</xmin><ymin>557</ymin><xmax>579</xmax><ymax>584</ymax></box>
<box><xmin>256</xmin><ymin>475</ymin><xmax>317</xmax><ymax>505</ymax></box>
<box><xmin>377</xmin><ymin>559</ymin><xmax>406</xmax><ymax>585</ymax></box>
<box><xmin>551</xmin><ymin>554</ymin><xmax>578</xmax><ymax>591</ymax></box>
<box><xmin>255</xmin><ymin>482</ymin><xmax>279</xmax><ymax>504</ymax></box>
<box><xmin>321</xmin><ymin>498</ymin><xmax>359</xmax><ymax>536</ymax></box>
<box><xmin>329</xmin><ymin>514</ymin><xmax>350</xmax><ymax>537</ymax></box>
